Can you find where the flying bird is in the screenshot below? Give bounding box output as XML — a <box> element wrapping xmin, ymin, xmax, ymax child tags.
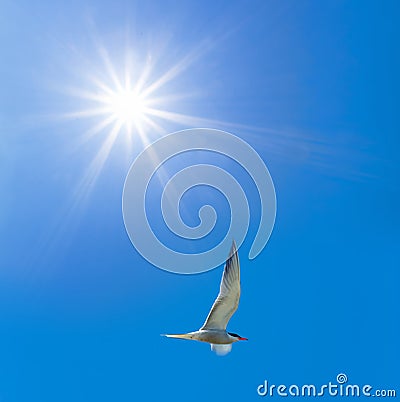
<box><xmin>163</xmin><ymin>241</ymin><xmax>247</xmax><ymax>355</ymax></box>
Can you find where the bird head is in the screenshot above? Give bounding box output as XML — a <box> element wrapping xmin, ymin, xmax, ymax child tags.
<box><xmin>228</xmin><ymin>332</ymin><xmax>248</xmax><ymax>341</ymax></box>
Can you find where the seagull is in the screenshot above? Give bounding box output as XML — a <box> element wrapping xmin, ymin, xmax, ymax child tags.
<box><xmin>163</xmin><ymin>241</ymin><xmax>247</xmax><ymax>355</ymax></box>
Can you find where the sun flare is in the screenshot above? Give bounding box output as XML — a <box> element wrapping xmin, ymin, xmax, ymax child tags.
<box><xmin>105</xmin><ymin>88</ymin><xmax>148</xmax><ymax>128</ymax></box>
<box><xmin>63</xmin><ymin>37</ymin><xmax>227</xmax><ymax>205</ymax></box>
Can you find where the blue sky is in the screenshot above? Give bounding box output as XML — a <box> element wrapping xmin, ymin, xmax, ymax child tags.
<box><xmin>1</xmin><ymin>1</ymin><xmax>399</xmax><ymax>401</ymax></box>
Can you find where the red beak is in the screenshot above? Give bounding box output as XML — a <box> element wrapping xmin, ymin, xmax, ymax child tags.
<box><xmin>238</xmin><ymin>337</ymin><xmax>248</xmax><ymax>341</ymax></box>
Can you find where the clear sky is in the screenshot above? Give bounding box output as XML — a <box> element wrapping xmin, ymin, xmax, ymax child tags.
<box><xmin>0</xmin><ymin>1</ymin><xmax>399</xmax><ymax>401</ymax></box>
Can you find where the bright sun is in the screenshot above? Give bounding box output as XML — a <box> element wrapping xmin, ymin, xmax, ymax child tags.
<box><xmin>64</xmin><ymin>39</ymin><xmax>220</xmax><ymax>202</ymax></box>
<box><xmin>66</xmin><ymin>39</ymin><xmax>214</xmax><ymax>151</ymax></box>
<box><xmin>105</xmin><ymin>89</ymin><xmax>148</xmax><ymax>127</ymax></box>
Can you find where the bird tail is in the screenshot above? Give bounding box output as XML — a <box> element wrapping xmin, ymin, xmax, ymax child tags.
<box><xmin>161</xmin><ymin>333</ymin><xmax>194</xmax><ymax>340</ymax></box>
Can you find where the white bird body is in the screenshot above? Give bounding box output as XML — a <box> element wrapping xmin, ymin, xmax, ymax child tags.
<box><xmin>163</xmin><ymin>241</ymin><xmax>247</xmax><ymax>355</ymax></box>
<box><xmin>164</xmin><ymin>329</ymin><xmax>238</xmax><ymax>344</ymax></box>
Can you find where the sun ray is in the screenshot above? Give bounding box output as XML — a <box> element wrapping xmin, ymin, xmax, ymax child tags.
<box><xmin>140</xmin><ymin>39</ymin><xmax>212</xmax><ymax>98</ymax></box>
<box><xmin>144</xmin><ymin>91</ymin><xmax>203</xmax><ymax>107</ymax></box>
<box><xmin>74</xmin><ymin>120</ymin><xmax>123</xmax><ymax>203</ymax></box>
<box><xmin>88</xmin><ymin>76</ymin><xmax>116</xmax><ymax>97</ymax></box>
<box><xmin>133</xmin><ymin>55</ymin><xmax>154</xmax><ymax>94</ymax></box>
<box><xmin>62</xmin><ymin>87</ymin><xmax>112</xmax><ymax>103</ymax></box>
<box><xmin>78</xmin><ymin>115</ymin><xmax>116</xmax><ymax>146</ymax></box>
<box><xmin>96</xmin><ymin>44</ymin><xmax>123</xmax><ymax>92</ymax></box>
<box><xmin>61</xmin><ymin>107</ymin><xmax>113</xmax><ymax>119</ymax></box>
<box><xmin>140</xmin><ymin>113</ymin><xmax>166</xmax><ymax>137</ymax></box>
<box><xmin>144</xmin><ymin>107</ymin><xmax>225</xmax><ymax>127</ymax></box>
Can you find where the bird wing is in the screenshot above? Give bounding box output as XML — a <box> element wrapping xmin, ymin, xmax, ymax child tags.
<box><xmin>200</xmin><ymin>241</ymin><xmax>240</xmax><ymax>330</ymax></box>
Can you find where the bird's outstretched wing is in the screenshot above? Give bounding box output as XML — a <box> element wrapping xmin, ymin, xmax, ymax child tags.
<box><xmin>200</xmin><ymin>241</ymin><xmax>240</xmax><ymax>330</ymax></box>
